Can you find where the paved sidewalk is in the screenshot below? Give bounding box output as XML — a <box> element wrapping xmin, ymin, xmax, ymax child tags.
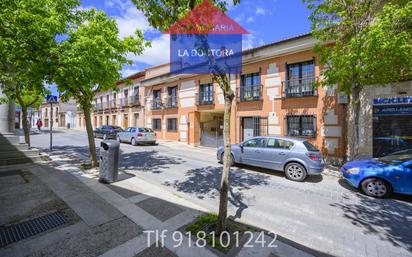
<box><xmin>0</xmin><ymin>153</ymin><xmax>315</xmax><ymax>257</ymax></box>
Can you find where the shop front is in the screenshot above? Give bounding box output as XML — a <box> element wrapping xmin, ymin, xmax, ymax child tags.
<box><xmin>372</xmin><ymin>96</ymin><xmax>412</xmax><ymax>157</ymax></box>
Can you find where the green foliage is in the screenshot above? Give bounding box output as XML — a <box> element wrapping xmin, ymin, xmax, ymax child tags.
<box><xmin>132</xmin><ymin>0</ymin><xmax>240</xmax><ymax>31</ymax></box>
<box><xmin>54</xmin><ymin>8</ymin><xmax>149</xmax><ymax>105</ymax></box>
<box><xmin>304</xmin><ymin>0</ymin><xmax>412</xmax><ymax>93</ymax></box>
<box><xmin>0</xmin><ymin>0</ymin><xmax>80</xmax><ymax>107</ymax></box>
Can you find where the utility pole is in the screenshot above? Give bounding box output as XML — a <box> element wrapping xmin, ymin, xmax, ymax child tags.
<box><xmin>50</xmin><ymin>101</ymin><xmax>53</xmax><ymax>151</ymax></box>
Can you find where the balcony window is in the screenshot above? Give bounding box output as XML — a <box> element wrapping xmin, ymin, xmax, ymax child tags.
<box><xmin>166</xmin><ymin>87</ymin><xmax>178</xmax><ymax>108</ymax></box>
<box><xmin>239</xmin><ymin>72</ymin><xmax>262</xmax><ymax>101</ymax></box>
<box><xmin>152</xmin><ymin>118</ymin><xmax>161</xmax><ymax>131</ymax></box>
<box><xmin>198</xmin><ymin>83</ymin><xmax>214</xmax><ymax>105</ymax></box>
<box><xmin>167</xmin><ymin>118</ymin><xmax>177</xmax><ymax>131</ymax></box>
<box><xmin>286</xmin><ymin>115</ymin><xmax>316</xmax><ymax>137</ymax></box>
<box><xmin>152</xmin><ymin>90</ymin><xmax>161</xmax><ymax>109</ymax></box>
<box><xmin>284</xmin><ymin>61</ymin><xmax>316</xmax><ymax>97</ymax></box>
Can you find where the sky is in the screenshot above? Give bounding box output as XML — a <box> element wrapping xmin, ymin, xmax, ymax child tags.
<box><xmin>49</xmin><ymin>0</ymin><xmax>312</xmax><ymax>95</ymax></box>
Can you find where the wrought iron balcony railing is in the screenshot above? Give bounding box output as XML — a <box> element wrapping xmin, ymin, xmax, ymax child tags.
<box><xmin>237</xmin><ymin>85</ymin><xmax>263</xmax><ymax>102</ymax></box>
<box><xmin>128</xmin><ymin>95</ymin><xmax>141</xmax><ymax>106</ymax></box>
<box><xmin>152</xmin><ymin>98</ymin><xmax>162</xmax><ymax>110</ymax></box>
<box><xmin>165</xmin><ymin>95</ymin><xmax>178</xmax><ymax>108</ymax></box>
<box><xmin>196</xmin><ymin>91</ymin><xmax>214</xmax><ymax>105</ymax></box>
<box><xmin>120</xmin><ymin>98</ymin><xmax>129</xmax><ymax>107</ymax></box>
<box><xmin>282</xmin><ymin>77</ymin><xmax>318</xmax><ymax>98</ymax></box>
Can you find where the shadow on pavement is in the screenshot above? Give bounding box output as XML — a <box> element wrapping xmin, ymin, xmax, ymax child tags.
<box><xmin>120</xmin><ymin>150</ymin><xmax>185</xmax><ymax>174</ymax></box>
<box><xmin>164</xmin><ymin>166</ymin><xmax>270</xmax><ymax>219</ymax></box>
<box><xmin>331</xmin><ymin>191</ymin><xmax>412</xmax><ymax>252</ymax></box>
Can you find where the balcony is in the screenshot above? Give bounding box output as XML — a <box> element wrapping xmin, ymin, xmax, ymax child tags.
<box><xmin>120</xmin><ymin>98</ymin><xmax>129</xmax><ymax>107</ymax></box>
<box><xmin>165</xmin><ymin>95</ymin><xmax>178</xmax><ymax>108</ymax></box>
<box><xmin>128</xmin><ymin>95</ymin><xmax>141</xmax><ymax>106</ymax></box>
<box><xmin>237</xmin><ymin>85</ymin><xmax>263</xmax><ymax>102</ymax></box>
<box><xmin>109</xmin><ymin>100</ymin><xmax>119</xmax><ymax>108</ymax></box>
<box><xmin>282</xmin><ymin>77</ymin><xmax>318</xmax><ymax>98</ymax></box>
<box><xmin>152</xmin><ymin>98</ymin><xmax>162</xmax><ymax>110</ymax></box>
<box><xmin>94</xmin><ymin>103</ymin><xmax>103</xmax><ymax>111</ymax></box>
<box><xmin>196</xmin><ymin>91</ymin><xmax>214</xmax><ymax>105</ymax></box>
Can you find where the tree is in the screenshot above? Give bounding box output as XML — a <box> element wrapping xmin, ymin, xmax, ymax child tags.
<box><xmin>132</xmin><ymin>0</ymin><xmax>240</xmax><ymax>233</ymax></box>
<box><xmin>304</xmin><ymin>0</ymin><xmax>412</xmax><ymax>160</ymax></box>
<box><xmin>0</xmin><ymin>0</ymin><xmax>79</xmax><ymax>144</ymax></box>
<box><xmin>54</xmin><ymin>9</ymin><xmax>149</xmax><ymax>167</ymax></box>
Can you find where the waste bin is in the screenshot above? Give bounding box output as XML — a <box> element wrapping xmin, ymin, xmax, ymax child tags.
<box><xmin>99</xmin><ymin>140</ymin><xmax>120</xmax><ymax>184</ymax></box>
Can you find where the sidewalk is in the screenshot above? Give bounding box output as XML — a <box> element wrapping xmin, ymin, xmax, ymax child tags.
<box><xmin>0</xmin><ymin>150</ymin><xmax>316</xmax><ymax>256</ymax></box>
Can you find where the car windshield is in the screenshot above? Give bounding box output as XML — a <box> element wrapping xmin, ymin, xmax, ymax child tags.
<box><xmin>378</xmin><ymin>149</ymin><xmax>412</xmax><ymax>165</ymax></box>
<box><xmin>303</xmin><ymin>141</ymin><xmax>319</xmax><ymax>152</ymax></box>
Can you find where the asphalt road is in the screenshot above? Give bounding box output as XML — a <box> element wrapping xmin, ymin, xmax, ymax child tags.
<box><xmin>29</xmin><ymin>129</ymin><xmax>412</xmax><ymax>257</ymax></box>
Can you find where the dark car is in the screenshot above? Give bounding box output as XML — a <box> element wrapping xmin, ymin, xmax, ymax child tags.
<box><xmin>373</xmin><ymin>137</ymin><xmax>411</xmax><ymax>157</ymax></box>
<box><xmin>93</xmin><ymin>125</ymin><xmax>123</xmax><ymax>140</ymax></box>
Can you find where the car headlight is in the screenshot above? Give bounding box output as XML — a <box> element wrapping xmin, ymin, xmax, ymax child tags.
<box><xmin>346</xmin><ymin>167</ymin><xmax>360</xmax><ymax>174</ymax></box>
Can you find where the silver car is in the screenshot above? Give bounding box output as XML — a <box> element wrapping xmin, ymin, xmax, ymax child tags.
<box><xmin>217</xmin><ymin>136</ymin><xmax>324</xmax><ymax>182</ymax></box>
<box><xmin>116</xmin><ymin>127</ymin><xmax>156</xmax><ymax>146</ymax></box>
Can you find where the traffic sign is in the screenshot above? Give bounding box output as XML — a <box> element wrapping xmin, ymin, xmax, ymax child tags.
<box><xmin>46</xmin><ymin>94</ymin><xmax>58</xmax><ymax>103</ymax></box>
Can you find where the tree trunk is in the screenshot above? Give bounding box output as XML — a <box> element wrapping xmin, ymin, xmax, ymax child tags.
<box><xmin>21</xmin><ymin>105</ymin><xmax>31</xmax><ymax>148</ymax></box>
<box><xmin>347</xmin><ymin>85</ymin><xmax>361</xmax><ymax>160</ymax></box>
<box><xmin>217</xmin><ymin>84</ymin><xmax>234</xmax><ymax>234</ymax></box>
<box><xmin>83</xmin><ymin>104</ymin><xmax>98</xmax><ymax>167</ymax></box>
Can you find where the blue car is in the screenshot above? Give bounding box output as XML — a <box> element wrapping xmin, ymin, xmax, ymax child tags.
<box><xmin>341</xmin><ymin>149</ymin><xmax>412</xmax><ymax>198</ymax></box>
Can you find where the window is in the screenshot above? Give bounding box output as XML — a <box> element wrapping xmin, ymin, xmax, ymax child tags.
<box><xmin>240</xmin><ymin>72</ymin><xmax>261</xmax><ymax>101</ymax></box>
<box><xmin>199</xmin><ymin>83</ymin><xmax>214</xmax><ymax>104</ymax></box>
<box><xmin>167</xmin><ymin>118</ymin><xmax>177</xmax><ymax>131</ymax></box>
<box><xmin>303</xmin><ymin>141</ymin><xmax>319</xmax><ymax>152</ymax></box>
<box><xmin>131</xmin><ymin>128</ymin><xmax>136</xmax><ymax>133</ymax></box>
<box><xmin>167</xmin><ymin>87</ymin><xmax>177</xmax><ymax>107</ymax></box>
<box><xmin>152</xmin><ymin>118</ymin><xmax>161</xmax><ymax>131</ymax></box>
<box><xmin>241</xmin><ymin>72</ymin><xmax>260</xmax><ymax>87</ymax></box>
<box><xmin>286</xmin><ymin>115</ymin><xmax>316</xmax><ymax>137</ymax></box>
<box><xmin>153</xmin><ymin>90</ymin><xmax>161</xmax><ymax>109</ymax></box>
<box><xmin>285</xmin><ymin>61</ymin><xmax>315</xmax><ymax>97</ymax></box>
<box><xmin>266</xmin><ymin>138</ymin><xmax>294</xmax><ymax>150</ymax></box>
<box><xmin>243</xmin><ymin>138</ymin><xmax>266</xmax><ymax>148</ymax></box>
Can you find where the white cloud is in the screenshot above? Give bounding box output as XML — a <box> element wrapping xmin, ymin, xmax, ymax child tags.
<box><xmin>255</xmin><ymin>7</ymin><xmax>267</xmax><ymax>16</ymax></box>
<box><xmin>242</xmin><ymin>34</ymin><xmax>256</xmax><ymax>50</ymax></box>
<box><xmin>121</xmin><ymin>66</ymin><xmax>141</xmax><ymax>77</ymax></box>
<box><xmin>246</xmin><ymin>16</ymin><xmax>255</xmax><ymax>23</ymax></box>
<box><xmin>128</xmin><ymin>34</ymin><xmax>170</xmax><ymax>66</ymax></box>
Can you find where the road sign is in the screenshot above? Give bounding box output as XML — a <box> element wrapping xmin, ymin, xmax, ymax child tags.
<box><xmin>46</xmin><ymin>94</ymin><xmax>58</xmax><ymax>103</ymax></box>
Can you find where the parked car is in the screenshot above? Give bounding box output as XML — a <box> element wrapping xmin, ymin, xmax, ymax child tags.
<box><xmin>341</xmin><ymin>149</ymin><xmax>412</xmax><ymax>198</ymax></box>
<box><xmin>93</xmin><ymin>125</ymin><xmax>123</xmax><ymax>140</ymax></box>
<box><xmin>116</xmin><ymin>127</ymin><xmax>156</xmax><ymax>146</ymax></box>
<box><xmin>217</xmin><ymin>136</ymin><xmax>324</xmax><ymax>182</ymax></box>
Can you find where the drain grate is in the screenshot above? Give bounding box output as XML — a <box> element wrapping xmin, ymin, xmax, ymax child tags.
<box><xmin>0</xmin><ymin>211</ymin><xmax>68</xmax><ymax>248</ymax></box>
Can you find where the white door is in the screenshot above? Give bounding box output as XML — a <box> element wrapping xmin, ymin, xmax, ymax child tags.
<box><xmin>243</xmin><ymin>117</ymin><xmax>254</xmax><ymax>141</ymax></box>
<box><xmin>135</xmin><ymin>113</ymin><xmax>140</xmax><ymax>127</ymax></box>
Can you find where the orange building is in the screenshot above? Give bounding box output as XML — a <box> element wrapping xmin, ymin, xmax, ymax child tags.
<box><xmin>140</xmin><ymin>34</ymin><xmax>345</xmax><ymax>160</ymax></box>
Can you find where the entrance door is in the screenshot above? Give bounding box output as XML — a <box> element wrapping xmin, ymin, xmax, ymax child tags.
<box><xmin>200</xmin><ymin>116</ymin><xmax>223</xmax><ymax>147</ymax></box>
<box><xmin>123</xmin><ymin>114</ymin><xmax>129</xmax><ymax>128</ymax></box>
<box><xmin>242</xmin><ymin>117</ymin><xmax>254</xmax><ymax>141</ymax></box>
<box><xmin>135</xmin><ymin>113</ymin><xmax>140</xmax><ymax>127</ymax></box>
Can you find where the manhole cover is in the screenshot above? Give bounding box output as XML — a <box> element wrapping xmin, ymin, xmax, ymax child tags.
<box><xmin>0</xmin><ymin>211</ymin><xmax>68</xmax><ymax>248</ymax></box>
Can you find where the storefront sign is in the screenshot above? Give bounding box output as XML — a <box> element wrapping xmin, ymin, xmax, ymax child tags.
<box><xmin>373</xmin><ymin>105</ymin><xmax>412</xmax><ymax>116</ymax></box>
<box><xmin>373</xmin><ymin>96</ymin><xmax>412</xmax><ymax>105</ymax></box>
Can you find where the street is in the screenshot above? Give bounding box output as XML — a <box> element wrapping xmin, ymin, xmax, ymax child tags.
<box><xmin>30</xmin><ymin>129</ymin><xmax>412</xmax><ymax>257</ymax></box>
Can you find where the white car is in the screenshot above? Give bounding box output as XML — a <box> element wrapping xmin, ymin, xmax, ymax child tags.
<box><xmin>116</xmin><ymin>127</ymin><xmax>156</xmax><ymax>146</ymax></box>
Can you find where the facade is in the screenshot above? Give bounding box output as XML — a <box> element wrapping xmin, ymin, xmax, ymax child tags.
<box><xmin>75</xmin><ymin>72</ymin><xmax>146</xmax><ymax>130</ymax></box>
<box><xmin>358</xmin><ymin>81</ymin><xmax>412</xmax><ymax>158</ymax></box>
<box><xmin>39</xmin><ymin>99</ymin><xmax>77</xmax><ymax>129</ymax></box>
<box><xmin>140</xmin><ymin>34</ymin><xmax>345</xmax><ymax>160</ymax></box>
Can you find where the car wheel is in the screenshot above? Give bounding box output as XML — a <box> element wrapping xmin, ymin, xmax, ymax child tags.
<box><xmin>284</xmin><ymin>162</ymin><xmax>307</xmax><ymax>182</ymax></box>
<box><xmin>220</xmin><ymin>152</ymin><xmax>235</xmax><ymax>166</ymax></box>
<box><xmin>131</xmin><ymin>138</ymin><xmax>137</xmax><ymax>146</ymax></box>
<box><xmin>360</xmin><ymin>178</ymin><xmax>391</xmax><ymax>198</ymax></box>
